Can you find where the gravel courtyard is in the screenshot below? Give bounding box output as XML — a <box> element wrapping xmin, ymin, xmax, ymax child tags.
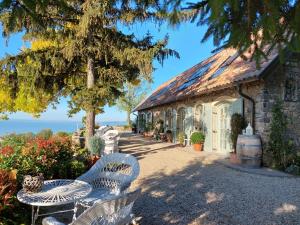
<box><xmin>119</xmin><ymin>134</ymin><xmax>300</xmax><ymax>225</ymax></box>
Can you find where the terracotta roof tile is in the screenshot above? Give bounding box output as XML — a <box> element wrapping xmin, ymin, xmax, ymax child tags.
<box><xmin>134</xmin><ymin>48</ymin><xmax>278</xmax><ymax>111</ymax></box>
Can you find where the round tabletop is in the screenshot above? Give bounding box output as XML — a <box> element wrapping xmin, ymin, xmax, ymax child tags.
<box><xmin>17</xmin><ymin>179</ymin><xmax>92</xmax><ymax>206</ymax></box>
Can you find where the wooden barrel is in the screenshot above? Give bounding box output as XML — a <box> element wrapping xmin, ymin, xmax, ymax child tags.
<box><xmin>236</xmin><ymin>134</ymin><xmax>262</xmax><ymax>168</ymax></box>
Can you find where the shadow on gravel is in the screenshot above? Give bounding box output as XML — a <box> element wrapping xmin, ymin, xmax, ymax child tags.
<box><xmin>133</xmin><ymin>160</ymin><xmax>300</xmax><ymax>225</ymax></box>
<box><xmin>123</xmin><ymin>144</ymin><xmax>179</xmax><ymax>160</ymax></box>
<box><xmin>119</xmin><ymin>135</ymin><xmax>178</xmax><ymax>160</ymax></box>
<box><xmin>133</xmin><ymin>160</ymin><xmax>230</xmax><ymax>225</ymax></box>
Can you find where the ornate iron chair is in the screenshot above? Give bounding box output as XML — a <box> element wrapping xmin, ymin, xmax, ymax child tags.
<box><xmin>42</xmin><ymin>188</ymin><xmax>141</xmax><ymax>225</ymax></box>
<box><xmin>75</xmin><ymin>153</ymin><xmax>140</xmax><ymax>208</ymax></box>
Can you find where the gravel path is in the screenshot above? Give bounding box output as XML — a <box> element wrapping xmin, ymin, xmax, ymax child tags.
<box><xmin>119</xmin><ymin>134</ymin><xmax>300</xmax><ymax>225</ymax></box>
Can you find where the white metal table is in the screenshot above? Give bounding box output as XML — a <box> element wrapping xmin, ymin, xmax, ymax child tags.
<box><xmin>17</xmin><ymin>179</ymin><xmax>92</xmax><ymax>225</ymax></box>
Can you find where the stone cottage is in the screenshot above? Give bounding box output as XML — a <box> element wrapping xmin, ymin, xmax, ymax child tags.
<box><xmin>134</xmin><ymin>48</ymin><xmax>300</xmax><ymax>157</ymax></box>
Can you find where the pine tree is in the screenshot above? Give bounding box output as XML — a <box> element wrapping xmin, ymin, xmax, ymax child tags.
<box><xmin>0</xmin><ymin>0</ymin><xmax>178</xmax><ymax>146</ymax></box>
<box><xmin>167</xmin><ymin>0</ymin><xmax>300</xmax><ymax>63</ymax></box>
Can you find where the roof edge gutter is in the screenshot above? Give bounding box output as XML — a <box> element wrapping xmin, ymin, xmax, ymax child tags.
<box><xmin>136</xmin><ymin>78</ymin><xmax>259</xmax><ymax>112</ymax></box>
<box><xmin>237</xmin><ymin>83</ymin><xmax>255</xmax><ymax>133</ymax></box>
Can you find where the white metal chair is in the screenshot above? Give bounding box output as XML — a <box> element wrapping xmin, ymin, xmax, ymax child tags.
<box><xmin>95</xmin><ymin>126</ymin><xmax>113</xmax><ymax>138</ymax></box>
<box><xmin>75</xmin><ymin>153</ymin><xmax>140</xmax><ymax>208</ymax></box>
<box><xmin>96</xmin><ymin>129</ymin><xmax>119</xmax><ymax>155</ymax></box>
<box><xmin>103</xmin><ymin>130</ymin><xmax>120</xmax><ymax>142</ymax></box>
<box><xmin>102</xmin><ymin>130</ymin><xmax>120</xmax><ymax>155</ymax></box>
<box><xmin>42</xmin><ymin>188</ymin><xmax>141</xmax><ymax>225</ymax></box>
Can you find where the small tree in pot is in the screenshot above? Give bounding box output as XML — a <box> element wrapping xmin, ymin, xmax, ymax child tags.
<box><xmin>177</xmin><ymin>132</ymin><xmax>186</xmax><ymax>147</ymax></box>
<box><xmin>230</xmin><ymin>113</ymin><xmax>246</xmax><ymax>164</ymax></box>
<box><xmin>88</xmin><ymin>135</ymin><xmax>105</xmax><ymax>164</ymax></box>
<box><xmin>190</xmin><ymin>132</ymin><xmax>205</xmax><ymax>151</ymax></box>
<box><xmin>166</xmin><ymin>130</ymin><xmax>173</xmax><ymax>143</ymax></box>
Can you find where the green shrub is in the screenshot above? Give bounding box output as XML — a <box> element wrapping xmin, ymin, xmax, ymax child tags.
<box><xmin>56</xmin><ymin>131</ymin><xmax>70</xmax><ymax>137</ymax></box>
<box><xmin>68</xmin><ymin>160</ymin><xmax>87</xmax><ymax>178</ymax></box>
<box><xmin>145</xmin><ymin>122</ymin><xmax>153</xmax><ymax>132</ymax></box>
<box><xmin>230</xmin><ymin>113</ymin><xmax>246</xmax><ymax>153</ymax></box>
<box><xmin>88</xmin><ymin>135</ymin><xmax>105</xmax><ymax>156</ymax></box>
<box><xmin>0</xmin><ymin>130</ymin><xmax>91</xmax><ymax>223</ymax></box>
<box><xmin>267</xmin><ymin>100</ymin><xmax>294</xmax><ymax>169</ymax></box>
<box><xmin>190</xmin><ymin>132</ymin><xmax>205</xmax><ymax>144</ymax></box>
<box><xmin>131</xmin><ymin>121</ymin><xmax>136</xmax><ymax>128</ymax></box>
<box><xmin>37</xmin><ymin>129</ymin><xmax>53</xmax><ymax>139</ymax></box>
<box><xmin>166</xmin><ymin>130</ymin><xmax>173</xmax><ymax>142</ymax></box>
<box><xmin>1</xmin><ymin>133</ymin><xmax>34</xmax><ymax>149</ymax></box>
<box><xmin>123</xmin><ymin>125</ymin><xmax>131</xmax><ymax>130</ymax></box>
<box><xmin>177</xmin><ymin>132</ymin><xmax>185</xmax><ymax>145</ymax></box>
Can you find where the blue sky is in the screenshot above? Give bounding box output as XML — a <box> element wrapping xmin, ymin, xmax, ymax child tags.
<box><xmin>0</xmin><ymin>22</ymin><xmax>214</xmax><ymax>123</ymax></box>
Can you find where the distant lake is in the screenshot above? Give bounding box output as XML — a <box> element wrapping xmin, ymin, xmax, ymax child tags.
<box><xmin>0</xmin><ymin>119</ymin><xmax>127</xmax><ymax>136</ymax></box>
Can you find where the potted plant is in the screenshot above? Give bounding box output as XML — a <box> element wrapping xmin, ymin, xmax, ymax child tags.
<box><xmin>165</xmin><ymin>130</ymin><xmax>173</xmax><ymax>143</ymax></box>
<box><xmin>131</xmin><ymin>121</ymin><xmax>137</xmax><ymax>133</ymax></box>
<box><xmin>88</xmin><ymin>135</ymin><xmax>105</xmax><ymax>164</ymax></box>
<box><xmin>153</xmin><ymin>119</ymin><xmax>165</xmax><ymax>140</ymax></box>
<box><xmin>190</xmin><ymin>131</ymin><xmax>205</xmax><ymax>151</ymax></box>
<box><xmin>177</xmin><ymin>132</ymin><xmax>186</xmax><ymax>147</ymax></box>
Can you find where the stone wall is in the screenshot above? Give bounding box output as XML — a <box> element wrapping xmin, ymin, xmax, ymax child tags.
<box><xmin>261</xmin><ymin>59</ymin><xmax>300</xmax><ymax>152</ymax></box>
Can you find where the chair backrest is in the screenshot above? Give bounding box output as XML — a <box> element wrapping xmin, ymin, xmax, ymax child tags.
<box><xmin>77</xmin><ymin>153</ymin><xmax>140</xmax><ymax>190</ymax></box>
<box><xmin>95</xmin><ymin>126</ymin><xmax>113</xmax><ymax>137</ymax></box>
<box><xmin>72</xmin><ymin>188</ymin><xmax>141</xmax><ymax>225</ymax></box>
<box><xmin>102</xmin><ymin>130</ymin><xmax>120</xmax><ymax>141</ymax></box>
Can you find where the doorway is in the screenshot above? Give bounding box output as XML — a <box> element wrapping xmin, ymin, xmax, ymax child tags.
<box><xmin>212</xmin><ymin>102</ymin><xmax>231</xmax><ymax>153</ymax></box>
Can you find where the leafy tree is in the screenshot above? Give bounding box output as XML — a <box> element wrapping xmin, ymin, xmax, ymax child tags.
<box><xmin>230</xmin><ymin>113</ymin><xmax>246</xmax><ymax>153</ymax></box>
<box><xmin>167</xmin><ymin>0</ymin><xmax>300</xmax><ymax>63</ymax></box>
<box><xmin>267</xmin><ymin>100</ymin><xmax>293</xmax><ymax>169</ymax></box>
<box><xmin>0</xmin><ymin>0</ymin><xmax>178</xmax><ymax>146</ymax></box>
<box><xmin>116</xmin><ymin>79</ymin><xmax>150</xmax><ymax>127</ymax></box>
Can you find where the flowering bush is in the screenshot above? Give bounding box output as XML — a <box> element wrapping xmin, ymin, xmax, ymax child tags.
<box><xmin>0</xmin><ymin>146</ymin><xmax>14</xmax><ymax>157</ymax></box>
<box><xmin>19</xmin><ymin>136</ymin><xmax>74</xmax><ymax>179</ymax></box>
<box><xmin>0</xmin><ymin>169</ymin><xmax>17</xmax><ymax>213</ymax></box>
<box><xmin>0</xmin><ymin>132</ymin><xmax>92</xmax><ymax>224</ymax></box>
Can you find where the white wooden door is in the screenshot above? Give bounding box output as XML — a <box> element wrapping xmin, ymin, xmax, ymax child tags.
<box><xmin>212</xmin><ymin>109</ymin><xmax>218</xmax><ymax>151</ymax></box>
<box><xmin>185</xmin><ymin>107</ymin><xmax>193</xmax><ymax>137</ymax></box>
<box><xmin>218</xmin><ymin>104</ymin><xmax>231</xmax><ymax>153</ymax></box>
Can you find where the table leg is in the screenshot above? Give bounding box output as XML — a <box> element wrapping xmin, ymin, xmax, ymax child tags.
<box><xmin>31</xmin><ymin>206</ymin><xmax>39</xmax><ymax>225</ymax></box>
<box><xmin>72</xmin><ymin>202</ymin><xmax>78</xmax><ymax>222</ymax></box>
<box><xmin>35</xmin><ymin>206</ymin><xmax>40</xmax><ymax>224</ymax></box>
<box><xmin>31</xmin><ymin>206</ymin><xmax>35</xmax><ymax>225</ymax></box>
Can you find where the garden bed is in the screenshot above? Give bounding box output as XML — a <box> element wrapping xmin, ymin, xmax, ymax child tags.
<box><xmin>0</xmin><ymin>130</ymin><xmax>93</xmax><ymax>224</ymax></box>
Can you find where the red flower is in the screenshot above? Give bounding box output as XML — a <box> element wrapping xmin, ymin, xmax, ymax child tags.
<box><xmin>0</xmin><ymin>146</ymin><xmax>14</xmax><ymax>157</ymax></box>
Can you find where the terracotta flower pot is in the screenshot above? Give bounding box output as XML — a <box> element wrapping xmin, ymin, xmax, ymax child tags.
<box><xmin>91</xmin><ymin>155</ymin><xmax>100</xmax><ymax>165</ymax></box>
<box><xmin>193</xmin><ymin>143</ymin><xmax>203</xmax><ymax>151</ymax></box>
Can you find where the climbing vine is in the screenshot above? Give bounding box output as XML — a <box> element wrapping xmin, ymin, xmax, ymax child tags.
<box><xmin>267</xmin><ymin>100</ymin><xmax>294</xmax><ymax>170</ymax></box>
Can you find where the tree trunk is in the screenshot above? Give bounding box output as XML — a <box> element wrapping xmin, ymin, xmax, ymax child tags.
<box><xmin>85</xmin><ymin>56</ymin><xmax>95</xmax><ymax>148</ymax></box>
<box><xmin>127</xmin><ymin>111</ymin><xmax>132</xmax><ymax>127</ymax></box>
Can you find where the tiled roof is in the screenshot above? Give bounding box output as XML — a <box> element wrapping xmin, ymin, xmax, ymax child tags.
<box><xmin>134</xmin><ymin>48</ymin><xmax>278</xmax><ymax>111</ymax></box>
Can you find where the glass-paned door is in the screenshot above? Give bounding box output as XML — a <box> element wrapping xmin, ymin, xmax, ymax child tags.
<box><xmin>172</xmin><ymin>109</ymin><xmax>177</xmax><ymax>143</ymax></box>
<box><xmin>218</xmin><ymin>104</ymin><xmax>231</xmax><ymax>153</ymax></box>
